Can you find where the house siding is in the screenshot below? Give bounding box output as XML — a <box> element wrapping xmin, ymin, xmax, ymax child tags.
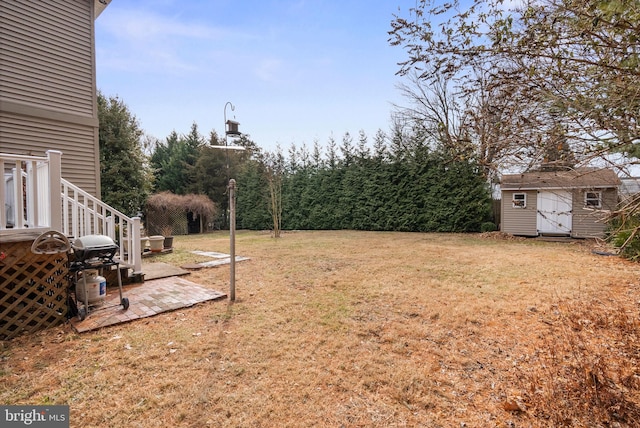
<box><xmin>571</xmin><ymin>188</ymin><xmax>618</xmax><ymax>238</ymax></box>
<box><xmin>0</xmin><ymin>112</ymin><xmax>98</xmax><ymax>195</ymax></box>
<box><xmin>501</xmin><ymin>190</ymin><xmax>538</xmax><ymax>236</ymax></box>
<box><xmin>0</xmin><ymin>0</ymin><xmax>94</xmax><ymax>116</ymax></box>
<box><xmin>0</xmin><ymin>0</ymin><xmax>100</xmax><ymax>197</ymax></box>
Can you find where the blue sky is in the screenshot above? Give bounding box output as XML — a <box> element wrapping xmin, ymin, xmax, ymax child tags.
<box><xmin>95</xmin><ymin>1</ymin><xmax>417</xmax><ymax>152</ymax></box>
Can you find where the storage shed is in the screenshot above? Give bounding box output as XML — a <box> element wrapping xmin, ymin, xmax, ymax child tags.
<box><xmin>500</xmin><ymin>168</ymin><xmax>620</xmax><ymax>238</ymax></box>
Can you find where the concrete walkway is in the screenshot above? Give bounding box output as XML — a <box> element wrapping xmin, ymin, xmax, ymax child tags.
<box><xmin>187</xmin><ymin>251</ymin><xmax>250</xmax><ymax>268</ymax></box>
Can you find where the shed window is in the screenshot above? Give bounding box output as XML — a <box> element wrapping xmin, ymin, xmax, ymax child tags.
<box><xmin>512</xmin><ymin>193</ymin><xmax>526</xmax><ymax>208</ymax></box>
<box><xmin>585</xmin><ymin>191</ymin><xmax>602</xmax><ymax>208</ymax></box>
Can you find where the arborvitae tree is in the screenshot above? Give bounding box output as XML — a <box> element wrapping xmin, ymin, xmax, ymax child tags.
<box><xmin>150</xmin><ymin>124</ymin><xmax>204</xmax><ymax>195</ymax></box>
<box><xmin>151</xmin><ymin>131</ymin><xmax>185</xmax><ymax>194</ymax></box>
<box><xmin>373</xmin><ymin>129</ymin><xmax>388</xmax><ymax>160</ymax></box>
<box><xmin>190</xmin><ymin>146</ymin><xmax>227</xmax><ymax>226</ymax></box>
<box><xmin>238</xmin><ymin>127</ymin><xmax>491</xmax><ymax>234</ymax></box>
<box><xmin>356</xmin><ymin>130</ymin><xmax>370</xmax><ymax>161</ymax></box>
<box><xmin>236</xmin><ymin>158</ymin><xmax>270</xmax><ymax>229</ymax></box>
<box><xmin>311</xmin><ymin>140</ymin><xmax>324</xmax><ymax>169</ymax></box>
<box><xmin>340</xmin><ymin>154</ymin><xmax>367</xmax><ymax>229</ymax></box>
<box><xmin>299</xmin><ymin>143</ymin><xmax>311</xmax><ymax>170</ymax></box>
<box><xmin>287</xmin><ymin>143</ymin><xmax>299</xmax><ymax>174</ymax></box>
<box><xmin>425</xmin><ymin>149</ymin><xmax>491</xmax><ymax>232</ymax></box>
<box><xmin>183</xmin><ymin>122</ymin><xmax>205</xmax><ymax>189</ymax></box>
<box><xmin>340</xmin><ymin>132</ymin><xmax>354</xmax><ymax>167</ymax></box>
<box><xmin>282</xmin><ymin>143</ymin><xmax>312</xmax><ymax>229</ymax></box>
<box><xmin>326</xmin><ymin>135</ymin><xmax>338</xmax><ymax>169</ymax></box>
<box><xmin>97</xmin><ymin>92</ymin><xmax>151</xmax><ymax>215</ymax></box>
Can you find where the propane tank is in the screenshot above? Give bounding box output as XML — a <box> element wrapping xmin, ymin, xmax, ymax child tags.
<box><xmin>76</xmin><ymin>269</ymin><xmax>106</xmax><ymax>305</ymax></box>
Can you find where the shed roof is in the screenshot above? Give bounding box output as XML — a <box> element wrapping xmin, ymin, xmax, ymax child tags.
<box><xmin>501</xmin><ymin>168</ymin><xmax>621</xmax><ymax>190</ymax></box>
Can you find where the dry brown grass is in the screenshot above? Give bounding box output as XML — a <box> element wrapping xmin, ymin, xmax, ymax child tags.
<box><xmin>2</xmin><ymin>231</ymin><xmax>640</xmax><ymax>427</ymax></box>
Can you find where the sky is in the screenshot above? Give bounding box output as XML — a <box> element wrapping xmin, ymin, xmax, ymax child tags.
<box><xmin>95</xmin><ymin>0</ymin><xmax>418</xmax><ymax>152</ymax></box>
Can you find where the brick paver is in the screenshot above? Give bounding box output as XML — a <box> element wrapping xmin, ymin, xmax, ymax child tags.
<box><xmin>70</xmin><ymin>277</ymin><xmax>226</xmax><ymax>333</ymax></box>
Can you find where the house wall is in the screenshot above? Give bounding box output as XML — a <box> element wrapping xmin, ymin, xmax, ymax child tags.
<box><xmin>0</xmin><ymin>0</ymin><xmax>100</xmax><ymax>197</ymax></box>
<box><xmin>500</xmin><ymin>190</ymin><xmax>538</xmax><ymax>236</ymax></box>
<box><xmin>571</xmin><ymin>188</ymin><xmax>618</xmax><ymax>238</ymax></box>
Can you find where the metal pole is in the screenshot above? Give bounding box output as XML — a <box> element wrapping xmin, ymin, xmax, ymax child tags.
<box><xmin>229</xmin><ymin>178</ymin><xmax>236</xmax><ymax>302</ymax></box>
<box><xmin>223</xmin><ymin>102</ymin><xmax>234</xmax><ymax>228</ymax></box>
<box><xmin>224</xmin><ymin>102</ymin><xmax>234</xmax><ymax>170</ymax></box>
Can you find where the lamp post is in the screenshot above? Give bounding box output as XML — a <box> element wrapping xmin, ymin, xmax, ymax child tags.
<box><xmin>211</xmin><ymin>102</ymin><xmax>245</xmax><ymax>302</ymax></box>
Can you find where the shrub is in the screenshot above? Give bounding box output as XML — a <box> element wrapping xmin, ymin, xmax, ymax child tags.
<box><xmin>481</xmin><ymin>221</ymin><xmax>498</xmax><ymax>232</ymax></box>
<box><xmin>608</xmin><ymin>216</ymin><xmax>640</xmax><ymax>261</ymax></box>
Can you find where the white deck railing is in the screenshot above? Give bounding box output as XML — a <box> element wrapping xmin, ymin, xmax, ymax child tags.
<box><xmin>1</xmin><ymin>150</ymin><xmax>142</xmax><ymax>274</ymax></box>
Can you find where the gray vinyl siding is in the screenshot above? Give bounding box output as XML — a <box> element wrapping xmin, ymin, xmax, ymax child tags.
<box><xmin>0</xmin><ymin>0</ymin><xmax>94</xmax><ymax>116</ymax></box>
<box><xmin>571</xmin><ymin>188</ymin><xmax>618</xmax><ymax>238</ymax></box>
<box><xmin>0</xmin><ymin>112</ymin><xmax>99</xmax><ymax>196</ymax></box>
<box><xmin>0</xmin><ymin>0</ymin><xmax>100</xmax><ymax>197</ymax></box>
<box><xmin>501</xmin><ymin>190</ymin><xmax>538</xmax><ymax>236</ymax></box>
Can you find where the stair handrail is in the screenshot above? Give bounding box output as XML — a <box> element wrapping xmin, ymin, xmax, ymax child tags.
<box><xmin>61</xmin><ymin>179</ymin><xmax>142</xmax><ymax>274</ymax></box>
<box><xmin>1</xmin><ymin>150</ymin><xmax>142</xmax><ymax>275</ymax></box>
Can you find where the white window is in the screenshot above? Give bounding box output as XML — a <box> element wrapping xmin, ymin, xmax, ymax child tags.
<box><xmin>512</xmin><ymin>193</ymin><xmax>526</xmax><ymax>208</ymax></box>
<box><xmin>585</xmin><ymin>191</ymin><xmax>602</xmax><ymax>208</ymax></box>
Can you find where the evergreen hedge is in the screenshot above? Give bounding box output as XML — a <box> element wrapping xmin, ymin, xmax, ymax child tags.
<box><xmin>236</xmin><ymin>141</ymin><xmax>492</xmax><ymax>233</ymax></box>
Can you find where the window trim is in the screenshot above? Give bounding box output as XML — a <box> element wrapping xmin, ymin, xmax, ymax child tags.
<box><xmin>512</xmin><ymin>193</ymin><xmax>527</xmax><ymax>209</ymax></box>
<box><xmin>585</xmin><ymin>191</ymin><xmax>602</xmax><ymax>209</ymax></box>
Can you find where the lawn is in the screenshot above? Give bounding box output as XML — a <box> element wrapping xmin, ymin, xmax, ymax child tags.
<box><xmin>2</xmin><ymin>231</ymin><xmax>640</xmax><ymax>427</ymax></box>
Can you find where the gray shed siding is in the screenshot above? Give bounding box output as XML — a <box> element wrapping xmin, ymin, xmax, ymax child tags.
<box><xmin>501</xmin><ymin>188</ymin><xmax>617</xmax><ymax>238</ymax></box>
<box><xmin>501</xmin><ymin>190</ymin><xmax>538</xmax><ymax>236</ymax></box>
<box><xmin>571</xmin><ymin>188</ymin><xmax>618</xmax><ymax>238</ymax></box>
<box><xmin>0</xmin><ymin>0</ymin><xmax>100</xmax><ymax>197</ymax></box>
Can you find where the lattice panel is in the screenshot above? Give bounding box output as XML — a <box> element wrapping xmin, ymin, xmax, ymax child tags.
<box><xmin>146</xmin><ymin>205</ymin><xmax>189</xmax><ymax>236</ymax></box>
<box><xmin>0</xmin><ymin>240</ymin><xmax>69</xmax><ymax>340</ymax></box>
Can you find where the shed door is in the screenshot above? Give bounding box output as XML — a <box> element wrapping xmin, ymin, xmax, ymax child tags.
<box><xmin>537</xmin><ymin>190</ymin><xmax>572</xmax><ymax>235</ymax></box>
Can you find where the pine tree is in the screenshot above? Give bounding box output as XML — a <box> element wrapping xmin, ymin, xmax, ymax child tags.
<box><xmin>97</xmin><ymin>92</ymin><xmax>151</xmax><ymax>215</ymax></box>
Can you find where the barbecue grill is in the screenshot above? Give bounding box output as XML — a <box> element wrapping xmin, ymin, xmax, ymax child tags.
<box><xmin>69</xmin><ymin>234</ymin><xmax>129</xmax><ymax>320</ymax></box>
<box><xmin>72</xmin><ymin>234</ymin><xmax>119</xmax><ymax>264</ymax></box>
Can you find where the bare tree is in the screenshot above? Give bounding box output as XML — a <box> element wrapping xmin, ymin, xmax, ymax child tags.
<box><xmin>394</xmin><ymin>74</ymin><xmax>469</xmax><ymax>154</ymax></box>
<box><xmin>263</xmin><ymin>147</ymin><xmax>284</xmax><ymax>238</ymax></box>
<box><xmin>389</xmin><ymin>0</ymin><xmax>640</xmax><ymax>165</ymax></box>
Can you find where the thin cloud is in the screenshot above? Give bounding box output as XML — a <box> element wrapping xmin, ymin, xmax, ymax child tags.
<box><xmin>96</xmin><ymin>7</ymin><xmax>247</xmax><ymax>74</ymax></box>
<box><xmin>100</xmin><ymin>7</ymin><xmax>228</xmax><ymax>41</ymax></box>
<box><xmin>254</xmin><ymin>58</ymin><xmax>285</xmax><ymax>83</ymax></box>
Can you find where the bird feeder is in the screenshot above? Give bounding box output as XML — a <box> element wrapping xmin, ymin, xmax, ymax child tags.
<box><xmin>226</xmin><ymin>120</ymin><xmax>241</xmax><ymax>137</ymax></box>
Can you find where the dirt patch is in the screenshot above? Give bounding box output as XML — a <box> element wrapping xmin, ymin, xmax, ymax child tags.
<box><xmin>1</xmin><ymin>231</ymin><xmax>639</xmax><ymax>427</ymax></box>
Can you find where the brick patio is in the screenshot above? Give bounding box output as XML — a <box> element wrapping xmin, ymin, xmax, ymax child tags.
<box><xmin>70</xmin><ymin>276</ymin><xmax>226</xmax><ymax>333</ymax></box>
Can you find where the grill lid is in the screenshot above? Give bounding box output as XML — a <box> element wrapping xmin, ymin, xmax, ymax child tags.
<box><xmin>73</xmin><ymin>235</ymin><xmax>117</xmax><ymax>249</ymax></box>
<box><xmin>71</xmin><ymin>235</ymin><xmax>119</xmax><ymax>265</ymax></box>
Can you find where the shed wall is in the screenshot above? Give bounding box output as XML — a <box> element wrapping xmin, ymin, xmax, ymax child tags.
<box><xmin>502</xmin><ymin>187</ymin><xmax>618</xmax><ymax>238</ymax></box>
<box><xmin>501</xmin><ymin>190</ymin><xmax>538</xmax><ymax>236</ymax></box>
<box><xmin>571</xmin><ymin>188</ymin><xmax>618</xmax><ymax>238</ymax></box>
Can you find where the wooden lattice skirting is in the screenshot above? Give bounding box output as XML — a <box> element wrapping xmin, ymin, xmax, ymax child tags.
<box><xmin>0</xmin><ymin>240</ymin><xmax>69</xmax><ymax>340</ymax></box>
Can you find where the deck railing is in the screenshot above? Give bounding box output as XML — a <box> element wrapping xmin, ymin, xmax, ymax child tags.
<box><xmin>1</xmin><ymin>151</ymin><xmax>60</xmax><ymax>234</ymax></box>
<box><xmin>0</xmin><ymin>150</ymin><xmax>142</xmax><ymax>274</ymax></box>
